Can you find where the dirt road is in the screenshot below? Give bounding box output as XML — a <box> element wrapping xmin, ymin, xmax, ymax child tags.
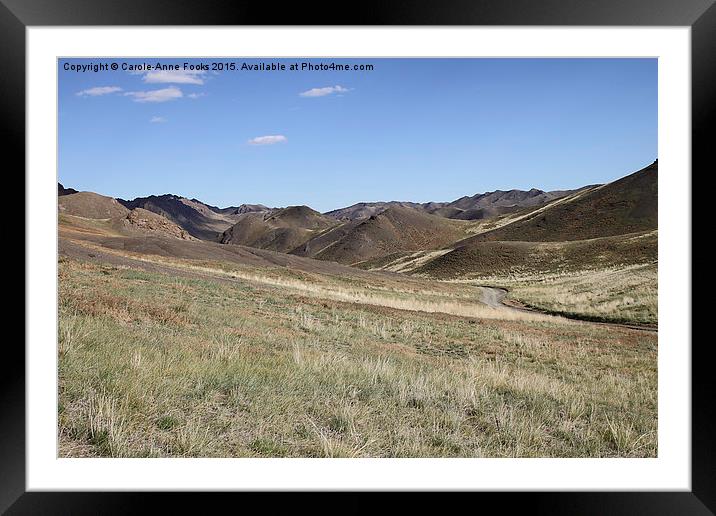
<box><xmin>479</xmin><ymin>286</ymin><xmax>509</xmax><ymax>309</ymax></box>
<box><xmin>479</xmin><ymin>285</ymin><xmax>657</xmax><ymax>332</ymax></box>
<box><xmin>60</xmin><ymin>236</ymin><xmax>655</xmax><ymax>332</ymax></box>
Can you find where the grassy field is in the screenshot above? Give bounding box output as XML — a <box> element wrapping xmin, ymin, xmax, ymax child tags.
<box><xmin>468</xmin><ymin>263</ymin><xmax>657</xmax><ymax>326</ymax></box>
<box><xmin>58</xmin><ymin>254</ymin><xmax>657</xmax><ymax>458</ymax></box>
<box><xmin>363</xmin><ymin>231</ymin><xmax>657</xmax><ymax>326</ymax></box>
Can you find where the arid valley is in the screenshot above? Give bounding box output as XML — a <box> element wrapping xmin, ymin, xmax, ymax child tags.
<box><xmin>58</xmin><ymin>160</ymin><xmax>658</xmax><ymax>458</ymax></box>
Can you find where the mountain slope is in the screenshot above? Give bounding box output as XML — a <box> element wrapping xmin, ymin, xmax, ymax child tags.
<box><xmin>448</xmin><ymin>188</ymin><xmax>566</xmax><ymax>211</ymax></box>
<box><xmin>450</xmin><ymin>205</ymin><xmax>523</xmax><ymax>221</ymax></box>
<box><xmin>118</xmin><ymin>194</ymin><xmax>241</xmax><ymax>240</ymax></box>
<box><xmin>414</xmin><ymin>230</ymin><xmax>657</xmax><ymax>279</ymax></box>
<box><xmin>325</xmin><ymin>201</ymin><xmax>427</xmax><ymax>221</ymax></box>
<box><xmin>311</xmin><ymin>206</ymin><xmax>469</xmax><ymax>265</ymax></box>
<box><xmin>220</xmin><ymin>206</ymin><xmax>339</xmax><ymax>253</ymax></box>
<box><xmin>324</xmin><ymin>188</ymin><xmax>579</xmax><ymax>222</ymax></box>
<box><xmin>457</xmin><ymin>161</ymin><xmax>657</xmax><ymax>244</ymax></box>
<box><xmin>200</xmin><ymin>201</ymin><xmax>270</xmax><ymax>216</ymax></box>
<box><xmin>58</xmin><ymin>191</ymin><xmax>130</xmax><ymax>219</ymax></box>
<box><xmin>58</xmin><ymin>183</ymin><xmax>79</xmax><ymax>196</ymax></box>
<box><xmin>122</xmin><ymin>208</ymin><xmax>196</xmax><ymax>240</ymax></box>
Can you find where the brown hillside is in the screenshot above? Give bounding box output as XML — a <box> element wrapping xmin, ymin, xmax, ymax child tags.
<box><xmin>220</xmin><ymin>206</ymin><xmax>338</xmax><ymax>253</ymax></box>
<box><xmin>266</xmin><ymin>205</ymin><xmax>335</xmax><ymax>229</ymax></box>
<box><xmin>459</xmin><ymin>161</ymin><xmax>657</xmax><ymax>243</ymax></box>
<box><xmin>448</xmin><ymin>188</ymin><xmax>566</xmax><ymax>211</ymax></box>
<box><xmin>324</xmin><ymin>188</ymin><xmax>577</xmax><ymax>222</ymax></box>
<box><xmin>290</xmin><ymin>220</ymin><xmax>361</xmax><ymax>258</ymax></box>
<box><xmin>416</xmin><ymin>230</ymin><xmax>657</xmax><ymax>279</ymax></box>
<box><xmin>452</xmin><ymin>205</ymin><xmax>521</xmax><ymax>221</ymax></box>
<box><xmin>58</xmin><ymin>183</ymin><xmax>78</xmax><ymax>196</ymax></box>
<box><xmin>314</xmin><ymin>206</ymin><xmax>468</xmax><ymax>265</ymax></box>
<box><xmin>122</xmin><ymin>208</ymin><xmax>196</xmax><ymax>240</ymax></box>
<box><xmin>194</xmin><ymin>200</ymin><xmax>270</xmax><ymax>216</ymax></box>
<box><xmin>118</xmin><ymin>194</ymin><xmax>240</xmax><ymax>240</ymax></box>
<box><xmin>58</xmin><ymin>192</ymin><xmax>130</xmax><ymax>219</ymax></box>
<box><xmin>324</xmin><ymin>201</ymin><xmax>425</xmax><ymax>221</ymax></box>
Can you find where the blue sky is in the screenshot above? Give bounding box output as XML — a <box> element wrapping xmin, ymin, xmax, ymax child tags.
<box><xmin>59</xmin><ymin>58</ymin><xmax>657</xmax><ymax>212</ymax></box>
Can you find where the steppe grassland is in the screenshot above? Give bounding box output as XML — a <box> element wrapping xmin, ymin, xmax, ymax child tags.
<box><xmin>472</xmin><ymin>263</ymin><xmax>657</xmax><ymax>325</ymax></box>
<box><xmin>58</xmin><ymin>256</ymin><xmax>657</xmax><ymax>458</ymax></box>
<box><xmin>59</xmin><ymin>239</ymin><xmax>556</xmax><ymax>323</ymax></box>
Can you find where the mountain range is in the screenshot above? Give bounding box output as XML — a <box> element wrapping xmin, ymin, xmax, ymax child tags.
<box><xmin>58</xmin><ymin>160</ymin><xmax>657</xmax><ymax>273</ymax></box>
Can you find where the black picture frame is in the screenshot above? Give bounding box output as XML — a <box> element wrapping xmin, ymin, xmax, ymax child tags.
<box><xmin>5</xmin><ymin>0</ymin><xmax>710</xmax><ymax>513</ymax></box>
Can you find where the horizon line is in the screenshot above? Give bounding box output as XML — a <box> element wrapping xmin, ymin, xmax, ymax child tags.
<box><xmin>58</xmin><ymin>158</ymin><xmax>656</xmax><ymax>213</ymax></box>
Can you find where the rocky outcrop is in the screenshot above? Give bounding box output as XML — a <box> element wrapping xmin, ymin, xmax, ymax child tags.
<box><xmin>124</xmin><ymin>208</ymin><xmax>196</xmax><ymax>240</ymax></box>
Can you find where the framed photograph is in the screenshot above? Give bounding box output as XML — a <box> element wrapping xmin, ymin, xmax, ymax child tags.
<box><xmin>8</xmin><ymin>0</ymin><xmax>710</xmax><ymax>512</ymax></box>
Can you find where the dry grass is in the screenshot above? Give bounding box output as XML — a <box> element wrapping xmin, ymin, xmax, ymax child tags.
<box><xmin>470</xmin><ymin>263</ymin><xmax>657</xmax><ymax>325</ymax></box>
<box><xmin>461</xmin><ymin>187</ymin><xmax>602</xmax><ymax>237</ymax></box>
<box><xmin>62</xmin><ymin>240</ymin><xmax>559</xmax><ymax>324</ymax></box>
<box><xmin>58</xmin><ymin>257</ymin><xmax>657</xmax><ymax>458</ymax></box>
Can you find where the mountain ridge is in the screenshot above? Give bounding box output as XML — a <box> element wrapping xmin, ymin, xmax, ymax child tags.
<box><xmin>58</xmin><ymin>160</ymin><xmax>657</xmax><ymax>269</ymax></box>
<box><xmin>324</xmin><ymin>186</ymin><xmax>585</xmax><ymax>222</ymax></box>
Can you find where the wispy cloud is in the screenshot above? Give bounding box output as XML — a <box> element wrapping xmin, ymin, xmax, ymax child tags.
<box><xmin>76</xmin><ymin>86</ymin><xmax>123</xmax><ymax>97</ymax></box>
<box><xmin>248</xmin><ymin>135</ymin><xmax>287</xmax><ymax>146</ymax></box>
<box><xmin>299</xmin><ymin>85</ymin><xmax>349</xmax><ymax>98</ymax></box>
<box><xmin>150</xmin><ymin>116</ymin><xmax>167</xmax><ymax>123</ymax></box>
<box><xmin>143</xmin><ymin>69</ymin><xmax>205</xmax><ymax>85</ymax></box>
<box><xmin>187</xmin><ymin>92</ymin><xmax>206</xmax><ymax>99</ymax></box>
<box><xmin>124</xmin><ymin>87</ymin><xmax>183</xmax><ymax>103</ymax></box>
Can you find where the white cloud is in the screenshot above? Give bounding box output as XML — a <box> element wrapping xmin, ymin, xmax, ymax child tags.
<box><xmin>248</xmin><ymin>135</ymin><xmax>287</xmax><ymax>146</ymax></box>
<box><xmin>143</xmin><ymin>69</ymin><xmax>205</xmax><ymax>85</ymax></box>
<box><xmin>124</xmin><ymin>87</ymin><xmax>183</xmax><ymax>103</ymax></box>
<box><xmin>76</xmin><ymin>86</ymin><xmax>123</xmax><ymax>97</ymax></box>
<box><xmin>187</xmin><ymin>92</ymin><xmax>206</xmax><ymax>99</ymax></box>
<box><xmin>150</xmin><ymin>116</ymin><xmax>167</xmax><ymax>123</ymax></box>
<box><xmin>299</xmin><ymin>85</ymin><xmax>349</xmax><ymax>98</ymax></box>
